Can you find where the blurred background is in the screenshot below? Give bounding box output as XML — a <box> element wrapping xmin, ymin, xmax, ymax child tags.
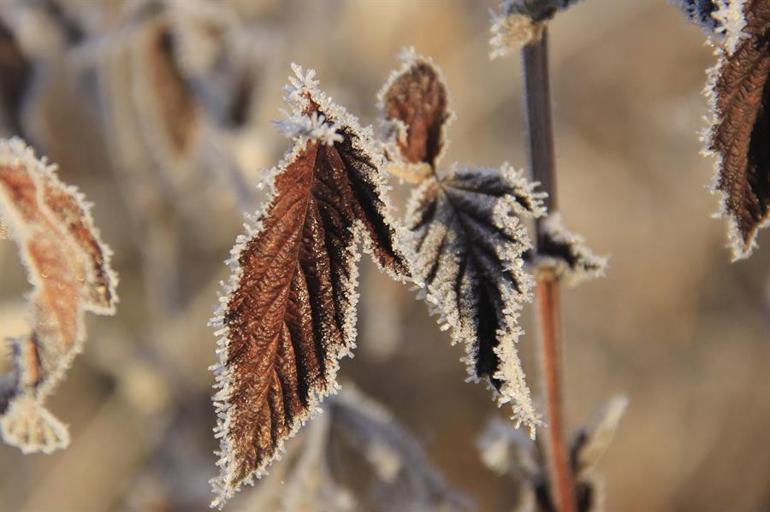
<box><xmin>0</xmin><ymin>0</ymin><xmax>769</xmax><ymax>510</ymax></box>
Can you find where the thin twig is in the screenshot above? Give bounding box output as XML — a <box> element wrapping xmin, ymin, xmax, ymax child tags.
<box><xmin>521</xmin><ymin>28</ymin><xmax>576</xmax><ymax>512</ymax></box>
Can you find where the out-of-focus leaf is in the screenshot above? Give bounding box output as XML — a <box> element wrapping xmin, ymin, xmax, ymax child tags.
<box><xmin>570</xmin><ymin>396</ymin><xmax>628</xmax><ymax>477</ymax></box>
<box><xmin>479</xmin><ymin>396</ymin><xmax>627</xmax><ymax>512</ymax></box>
<box><xmin>238</xmin><ymin>387</ymin><xmax>471</xmax><ymax>512</ymax></box>
<box><xmin>210</xmin><ymin>65</ymin><xmax>410</xmax><ymax>508</ymax></box>
<box><xmin>705</xmin><ymin>0</ymin><xmax>770</xmax><ymax>258</ymax></box>
<box><xmin>0</xmin><ymin>137</ymin><xmax>118</xmax><ymax>454</ymax></box>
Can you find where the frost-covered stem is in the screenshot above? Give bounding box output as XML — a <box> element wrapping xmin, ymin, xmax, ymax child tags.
<box><xmin>522</xmin><ymin>29</ymin><xmax>576</xmax><ymax>512</ymax></box>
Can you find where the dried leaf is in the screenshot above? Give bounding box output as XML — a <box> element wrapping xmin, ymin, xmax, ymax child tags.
<box><xmin>0</xmin><ymin>137</ymin><xmax>118</xmax><ymax>454</ymax></box>
<box><xmin>210</xmin><ymin>65</ymin><xmax>410</xmax><ymax>507</ymax></box>
<box><xmin>378</xmin><ymin>48</ymin><xmax>453</xmax><ymax>172</ymax></box>
<box><xmin>531</xmin><ymin>213</ymin><xmax>607</xmax><ymax>286</ymax></box>
<box><xmin>705</xmin><ymin>0</ymin><xmax>770</xmax><ymax>258</ymax></box>
<box><xmin>406</xmin><ymin>163</ymin><xmax>545</xmax><ymax>434</ymax></box>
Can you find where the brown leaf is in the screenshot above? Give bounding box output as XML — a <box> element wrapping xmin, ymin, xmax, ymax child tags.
<box><xmin>378</xmin><ymin>49</ymin><xmax>452</xmax><ymax>171</ymax></box>
<box><xmin>406</xmin><ymin>163</ymin><xmax>545</xmax><ymax>434</ymax></box>
<box><xmin>210</xmin><ymin>65</ymin><xmax>409</xmax><ymax>507</ymax></box>
<box><xmin>707</xmin><ymin>0</ymin><xmax>770</xmax><ymax>258</ymax></box>
<box><xmin>0</xmin><ymin>138</ymin><xmax>118</xmax><ymax>454</ymax></box>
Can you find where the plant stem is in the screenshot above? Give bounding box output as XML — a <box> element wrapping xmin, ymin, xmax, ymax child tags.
<box><xmin>521</xmin><ymin>28</ymin><xmax>576</xmax><ymax>512</ymax></box>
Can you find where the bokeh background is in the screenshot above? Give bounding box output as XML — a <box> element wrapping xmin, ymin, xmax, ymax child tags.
<box><xmin>0</xmin><ymin>0</ymin><xmax>769</xmax><ymax>511</ymax></box>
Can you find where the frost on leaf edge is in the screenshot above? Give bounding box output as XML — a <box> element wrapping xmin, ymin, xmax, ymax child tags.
<box><xmin>700</xmin><ymin>0</ymin><xmax>760</xmax><ymax>260</ymax></box>
<box><xmin>406</xmin><ymin>162</ymin><xmax>546</xmax><ymax>437</ymax></box>
<box><xmin>375</xmin><ymin>47</ymin><xmax>456</xmax><ymax>177</ymax></box>
<box><xmin>209</xmin><ymin>64</ymin><xmax>414</xmax><ymax>509</ymax></box>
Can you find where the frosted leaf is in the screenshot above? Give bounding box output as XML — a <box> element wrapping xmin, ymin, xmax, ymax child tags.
<box><xmin>702</xmin><ymin>0</ymin><xmax>770</xmax><ymax>259</ymax></box>
<box><xmin>530</xmin><ymin>213</ymin><xmax>607</xmax><ymax>286</ymax></box>
<box><xmin>238</xmin><ymin>386</ymin><xmax>470</xmax><ymax>512</ymax></box>
<box><xmin>406</xmin><ymin>162</ymin><xmax>545</xmax><ymax>435</ymax></box>
<box><xmin>0</xmin><ymin>137</ymin><xmax>118</xmax><ymax>454</ymax></box>
<box><xmin>378</xmin><ymin>49</ymin><xmax>453</xmax><ymax>173</ymax></box>
<box><xmin>210</xmin><ymin>67</ymin><xmax>410</xmax><ymax>508</ymax></box>
<box><xmin>489</xmin><ymin>0</ymin><xmax>584</xmax><ymax>58</ymax></box>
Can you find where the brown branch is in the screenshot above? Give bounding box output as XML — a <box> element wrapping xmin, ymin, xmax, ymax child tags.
<box><xmin>522</xmin><ymin>28</ymin><xmax>576</xmax><ymax>512</ymax></box>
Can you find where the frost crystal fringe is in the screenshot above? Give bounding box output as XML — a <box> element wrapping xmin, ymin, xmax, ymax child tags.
<box><xmin>209</xmin><ymin>64</ymin><xmax>410</xmax><ymax>508</ymax></box>
<box><xmin>700</xmin><ymin>0</ymin><xmax>770</xmax><ymax>259</ymax></box>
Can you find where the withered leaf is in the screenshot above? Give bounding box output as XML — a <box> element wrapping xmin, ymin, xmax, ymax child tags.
<box><xmin>378</xmin><ymin>49</ymin><xmax>452</xmax><ymax>172</ymax></box>
<box><xmin>406</xmin><ymin>163</ymin><xmax>545</xmax><ymax>434</ymax></box>
<box><xmin>0</xmin><ymin>137</ymin><xmax>118</xmax><ymax>454</ymax></box>
<box><xmin>530</xmin><ymin>213</ymin><xmax>607</xmax><ymax>286</ymax></box>
<box><xmin>706</xmin><ymin>0</ymin><xmax>770</xmax><ymax>258</ymax></box>
<box><xmin>211</xmin><ymin>65</ymin><xmax>409</xmax><ymax>507</ymax></box>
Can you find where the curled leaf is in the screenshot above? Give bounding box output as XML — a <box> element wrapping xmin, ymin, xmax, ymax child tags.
<box><xmin>210</xmin><ymin>65</ymin><xmax>410</xmax><ymax>507</ymax></box>
<box><xmin>377</xmin><ymin>48</ymin><xmax>452</xmax><ymax>173</ymax></box>
<box><xmin>406</xmin><ymin>163</ymin><xmax>545</xmax><ymax>435</ymax></box>
<box><xmin>705</xmin><ymin>0</ymin><xmax>770</xmax><ymax>258</ymax></box>
<box><xmin>530</xmin><ymin>213</ymin><xmax>607</xmax><ymax>286</ymax></box>
<box><xmin>0</xmin><ymin>137</ymin><xmax>118</xmax><ymax>454</ymax></box>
